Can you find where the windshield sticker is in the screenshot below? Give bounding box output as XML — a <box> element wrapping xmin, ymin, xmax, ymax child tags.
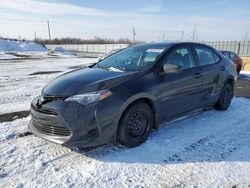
<box><xmin>146</xmin><ymin>49</ymin><xmax>164</xmax><ymax>53</ymax></box>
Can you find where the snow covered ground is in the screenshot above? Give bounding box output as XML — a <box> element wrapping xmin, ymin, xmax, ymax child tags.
<box><xmin>0</xmin><ymin>98</ymin><xmax>249</xmax><ymax>187</ymax></box>
<box><xmin>0</xmin><ymin>58</ymin><xmax>96</xmax><ymax>115</ymax></box>
<box><xmin>0</xmin><ymin>58</ymin><xmax>250</xmax><ymax>187</ymax></box>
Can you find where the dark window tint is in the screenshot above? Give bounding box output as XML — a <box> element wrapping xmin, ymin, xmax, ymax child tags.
<box><xmin>222</xmin><ymin>51</ymin><xmax>230</xmax><ymax>59</ymax></box>
<box><xmin>195</xmin><ymin>46</ymin><xmax>216</xmax><ymax>66</ymax></box>
<box><xmin>163</xmin><ymin>47</ymin><xmax>195</xmax><ymax>70</ymax></box>
<box><xmin>213</xmin><ymin>52</ymin><xmax>221</xmax><ymax>63</ymax></box>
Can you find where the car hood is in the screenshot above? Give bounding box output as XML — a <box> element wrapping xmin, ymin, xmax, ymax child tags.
<box><xmin>42</xmin><ymin>68</ymin><xmax>138</xmax><ymax>96</ymax></box>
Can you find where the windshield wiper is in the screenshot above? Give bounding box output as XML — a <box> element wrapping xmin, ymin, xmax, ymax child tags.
<box><xmin>89</xmin><ymin>62</ymin><xmax>101</xmax><ymax>69</ymax></box>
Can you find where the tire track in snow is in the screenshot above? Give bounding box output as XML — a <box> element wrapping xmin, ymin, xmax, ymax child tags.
<box><xmin>164</xmin><ymin>121</ymin><xmax>250</xmax><ymax>163</ymax></box>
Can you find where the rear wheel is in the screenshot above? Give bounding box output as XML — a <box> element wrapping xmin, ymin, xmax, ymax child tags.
<box><xmin>237</xmin><ymin>64</ymin><xmax>242</xmax><ymax>75</ymax></box>
<box><xmin>117</xmin><ymin>102</ymin><xmax>153</xmax><ymax>147</ymax></box>
<box><xmin>214</xmin><ymin>83</ymin><xmax>233</xmax><ymax>111</ymax></box>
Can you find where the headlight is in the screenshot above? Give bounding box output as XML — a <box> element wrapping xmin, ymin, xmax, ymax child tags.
<box><xmin>65</xmin><ymin>90</ymin><xmax>112</xmax><ymax>105</ymax></box>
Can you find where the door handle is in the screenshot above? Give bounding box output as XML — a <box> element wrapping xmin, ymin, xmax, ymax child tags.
<box><xmin>193</xmin><ymin>73</ymin><xmax>200</xmax><ymax>78</ymax></box>
<box><xmin>220</xmin><ymin>66</ymin><xmax>225</xmax><ymax>71</ymax></box>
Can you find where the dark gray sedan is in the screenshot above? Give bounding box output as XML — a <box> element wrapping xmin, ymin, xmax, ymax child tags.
<box><xmin>29</xmin><ymin>42</ymin><xmax>237</xmax><ymax>148</ymax></box>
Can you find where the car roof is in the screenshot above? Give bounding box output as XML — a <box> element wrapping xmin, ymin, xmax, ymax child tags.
<box><xmin>220</xmin><ymin>50</ymin><xmax>233</xmax><ymax>53</ymax></box>
<box><xmin>132</xmin><ymin>42</ymin><xmax>212</xmax><ymax>49</ymax></box>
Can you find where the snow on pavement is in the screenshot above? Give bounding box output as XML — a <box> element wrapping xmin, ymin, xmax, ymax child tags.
<box><xmin>0</xmin><ymin>97</ymin><xmax>250</xmax><ymax>187</ymax></box>
<box><xmin>0</xmin><ymin>58</ymin><xmax>97</xmax><ymax>115</ymax></box>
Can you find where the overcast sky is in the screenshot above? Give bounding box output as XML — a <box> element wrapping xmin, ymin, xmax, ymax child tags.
<box><xmin>0</xmin><ymin>0</ymin><xmax>249</xmax><ymax>41</ymax></box>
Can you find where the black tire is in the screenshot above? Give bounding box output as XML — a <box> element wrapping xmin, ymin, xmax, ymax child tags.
<box><xmin>117</xmin><ymin>102</ymin><xmax>153</xmax><ymax>147</ymax></box>
<box><xmin>237</xmin><ymin>65</ymin><xmax>241</xmax><ymax>75</ymax></box>
<box><xmin>214</xmin><ymin>83</ymin><xmax>233</xmax><ymax>111</ymax></box>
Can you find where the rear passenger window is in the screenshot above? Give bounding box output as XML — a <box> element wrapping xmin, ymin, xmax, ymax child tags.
<box><xmin>222</xmin><ymin>52</ymin><xmax>230</xmax><ymax>59</ymax></box>
<box><xmin>230</xmin><ymin>52</ymin><xmax>236</xmax><ymax>59</ymax></box>
<box><xmin>213</xmin><ymin>52</ymin><xmax>221</xmax><ymax>63</ymax></box>
<box><xmin>163</xmin><ymin>47</ymin><xmax>195</xmax><ymax>70</ymax></box>
<box><xmin>195</xmin><ymin>46</ymin><xmax>217</xmax><ymax>66</ymax></box>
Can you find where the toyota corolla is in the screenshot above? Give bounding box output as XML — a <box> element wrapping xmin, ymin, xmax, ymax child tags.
<box><xmin>29</xmin><ymin>42</ymin><xmax>237</xmax><ymax>148</ymax></box>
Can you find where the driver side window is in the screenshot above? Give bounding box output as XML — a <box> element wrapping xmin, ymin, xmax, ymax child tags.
<box><xmin>162</xmin><ymin>47</ymin><xmax>195</xmax><ymax>70</ymax></box>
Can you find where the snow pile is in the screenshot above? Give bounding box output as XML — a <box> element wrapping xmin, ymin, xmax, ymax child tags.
<box><xmin>0</xmin><ymin>39</ymin><xmax>47</xmax><ymax>52</ymax></box>
<box><xmin>239</xmin><ymin>71</ymin><xmax>250</xmax><ymax>80</ymax></box>
<box><xmin>49</xmin><ymin>47</ymin><xmax>78</xmax><ymax>57</ymax></box>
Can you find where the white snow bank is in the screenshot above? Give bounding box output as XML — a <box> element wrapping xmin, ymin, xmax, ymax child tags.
<box><xmin>49</xmin><ymin>47</ymin><xmax>78</xmax><ymax>57</ymax></box>
<box><xmin>240</xmin><ymin>70</ymin><xmax>250</xmax><ymax>75</ymax></box>
<box><xmin>239</xmin><ymin>71</ymin><xmax>250</xmax><ymax>80</ymax></box>
<box><xmin>0</xmin><ymin>39</ymin><xmax>47</xmax><ymax>52</ymax></box>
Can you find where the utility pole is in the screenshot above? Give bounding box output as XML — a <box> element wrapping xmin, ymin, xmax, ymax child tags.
<box><xmin>132</xmin><ymin>28</ymin><xmax>136</xmax><ymax>44</ymax></box>
<box><xmin>181</xmin><ymin>30</ymin><xmax>184</xmax><ymax>42</ymax></box>
<box><xmin>34</xmin><ymin>31</ymin><xmax>37</xmax><ymax>40</ymax></box>
<box><xmin>244</xmin><ymin>30</ymin><xmax>248</xmax><ymax>41</ymax></box>
<box><xmin>162</xmin><ymin>33</ymin><xmax>165</xmax><ymax>42</ymax></box>
<box><xmin>47</xmin><ymin>20</ymin><xmax>51</xmax><ymax>41</ymax></box>
<box><xmin>192</xmin><ymin>23</ymin><xmax>197</xmax><ymax>42</ymax></box>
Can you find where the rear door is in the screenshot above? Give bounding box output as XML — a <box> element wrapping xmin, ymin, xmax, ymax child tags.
<box><xmin>158</xmin><ymin>44</ymin><xmax>202</xmax><ymax>120</ymax></box>
<box><xmin>193</xmin><ymin>45</ymin><xmax>224</xmax><ymax>106</ymax></box>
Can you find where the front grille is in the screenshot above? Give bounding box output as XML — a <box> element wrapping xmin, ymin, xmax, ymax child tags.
<box><xmin>31</xmin><ymin>104</ymin><xmax>57</xmax><ymax>115</ymax></box>
<box><xmin>30</xmin><ymin>96</ymin><xmax>71</xmax><ymax>137</ymax></box>
<box><xmin>43</xmin><ymin>96</ymin><xmax>65</xmax><ymax>101</ymax></box>
<box><xmin>33</xmin><ymin>119</ymin><xmax>71</xmax><ymax>136</ymax></box>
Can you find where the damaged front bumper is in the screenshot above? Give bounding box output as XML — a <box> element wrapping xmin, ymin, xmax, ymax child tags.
<box><xmin>29</xmin><ymin>96</ymin><xmax>118</xmax><ymax>147</ymax></box>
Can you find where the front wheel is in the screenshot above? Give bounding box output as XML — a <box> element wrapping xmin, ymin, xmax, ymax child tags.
<box><xmin>214</xmin><ymin>83</ymin><xmax>233</xmax><ymax>111</ymax></box>
<box><xmin>117</xmin><ymin>102</ymin><xmax>153</xmax><ymax>147</ymax></box>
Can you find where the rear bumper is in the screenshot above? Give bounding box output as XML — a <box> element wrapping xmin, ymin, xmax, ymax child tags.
<box><xmin>29</xmin><ymin>97</ymin><xmax>116</xmax><ymax>147</ymax></box>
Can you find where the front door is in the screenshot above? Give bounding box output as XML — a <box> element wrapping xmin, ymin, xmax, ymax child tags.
<box><xmin>158</xmin><ymin>45</ymin><xmax>202</xmax><ymax>120</ymax></box>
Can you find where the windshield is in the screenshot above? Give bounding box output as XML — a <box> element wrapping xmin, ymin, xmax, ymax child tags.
<box><xmin>95</xmin><ymin>45</ymin><xmax>166</xmax><ymax>71</ymax></box>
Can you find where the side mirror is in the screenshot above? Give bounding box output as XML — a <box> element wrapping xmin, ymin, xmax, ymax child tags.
<box><xmin>163</xmin><ymin>64</ymin><xmax>181</xmax><ymax>74</ymax></box>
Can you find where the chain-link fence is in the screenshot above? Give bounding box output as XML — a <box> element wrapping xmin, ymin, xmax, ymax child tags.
<box><xmin>46</xmin><ymin>41</ymin><xmax>250</xmax><ymax>56</ymax></box>
<box><xmin>46</xmin><ymin>44</ymin><xmax>129</xmax><ymax>55</ymax></box>
<box><xmin>202</xmin><ymin>41</ymin><xmax>250</xmax><ymax>56</ymax></box>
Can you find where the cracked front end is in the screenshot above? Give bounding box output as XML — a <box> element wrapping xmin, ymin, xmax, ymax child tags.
<box><xmin>28</xmin><ymin>95</ymin><xmax>119</xmax><ymax>147</ymax></box>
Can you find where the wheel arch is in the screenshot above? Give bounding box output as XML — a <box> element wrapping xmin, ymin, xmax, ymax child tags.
<box><xmin>225</xmin><ymin>76</ymin><xmax>235</xmax><ymax>89</ymax></box>
<box><xmin>114</xmin><ymin>94</ymin><xmax>159</xmax><ymax>142</ymax></box>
